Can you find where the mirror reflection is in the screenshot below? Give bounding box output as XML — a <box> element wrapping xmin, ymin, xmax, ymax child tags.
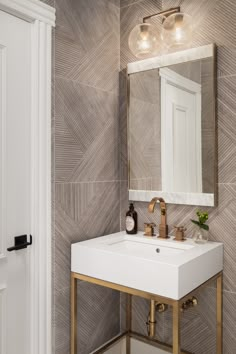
<box><xmin>128</xmin><ymin>55</ymin><xmax>215</xmax><ymax>199</ymax></box>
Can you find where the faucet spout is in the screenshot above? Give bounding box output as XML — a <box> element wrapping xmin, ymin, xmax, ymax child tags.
<box><xmin>148</xmin><ymin>197</ymin><xmax>169</xmax><ymax>239</ymax></box>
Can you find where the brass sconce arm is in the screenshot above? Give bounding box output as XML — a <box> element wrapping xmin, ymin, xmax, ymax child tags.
<box><xmin>143</xmin><ymin>7</ymin><xmax>180</xmax><ymax>23</ymax></box>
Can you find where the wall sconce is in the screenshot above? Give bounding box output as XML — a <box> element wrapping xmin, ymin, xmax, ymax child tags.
<box><xmin>128</xmin><ymin>7</ymin><xmax>192</xmax><ymax>58</ymax></box>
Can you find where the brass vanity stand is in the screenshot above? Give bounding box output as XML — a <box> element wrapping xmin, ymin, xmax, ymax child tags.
<box><xmin>71</xmin><ymin>271</ymin><xmax>223</xmax><ymax>354</ymax></box>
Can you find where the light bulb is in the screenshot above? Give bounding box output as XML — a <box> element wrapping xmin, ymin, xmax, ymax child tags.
<box><xmin>175</xmin><ymin>27</ymin><xmax>183</xmax><ymax>42</ymax></box>
<box><xmin>128</xmin><ymin>23</ymin><xmax>160</xmax><ymax>58</ymax></box>
<box><xmin>140</xmin><ymin>28</ymin><xmax>149</xmax><ymax>40</ymax></box>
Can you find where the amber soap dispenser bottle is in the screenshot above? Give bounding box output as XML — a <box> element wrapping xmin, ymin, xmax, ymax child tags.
<box><xmin>126</xmin><ymin>203</ymin><xmax>138</xmax><ymax>234</ymax></box>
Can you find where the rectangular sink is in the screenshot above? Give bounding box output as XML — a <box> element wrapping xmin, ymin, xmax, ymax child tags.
<box><xmin>106</xmin><ymin>239</ymin><xmax>193</xmax><ymax>257</ymax></box>
<box><xmin>71</xmin><ymin>231</ymin><xmax>223</xmax><ymax>300</ymax></box>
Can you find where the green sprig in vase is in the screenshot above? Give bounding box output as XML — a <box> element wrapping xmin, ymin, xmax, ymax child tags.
<box><xmin>191</xmin><ymin>210</ymin><xmax>209</xmax><ymax>244</ymax></box>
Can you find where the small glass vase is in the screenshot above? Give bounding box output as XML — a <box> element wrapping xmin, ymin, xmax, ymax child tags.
<box><xmin>193</xmin><ymin>225</ymin><xmax>209</xmax><ymax>244</ymax></box>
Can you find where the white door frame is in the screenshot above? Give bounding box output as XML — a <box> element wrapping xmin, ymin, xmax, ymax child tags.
<box><xmin>0</xmin><ymin>1</ymin><xmax>55</xmax><ymax>353</ymax></box>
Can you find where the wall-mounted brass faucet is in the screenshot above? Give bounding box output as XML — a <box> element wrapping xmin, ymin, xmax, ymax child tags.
<box><xmin>148</xmin><ymin>197</ymin><xmax>168</xmax><ymax>239</ymax></box>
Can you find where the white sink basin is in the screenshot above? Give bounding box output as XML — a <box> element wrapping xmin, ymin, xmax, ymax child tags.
<box><xmin>71</xmin><ymin>231</ymin><xmax>223</xmax><ymax>300</ymax></box>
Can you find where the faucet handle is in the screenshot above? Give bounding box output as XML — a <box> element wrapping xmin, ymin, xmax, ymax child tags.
<box><xmin>144</xmin><ymin>223</ymin><xmax>156</xmax><ymax>237</ymax></box>
<box><xmin>174</xmin><ymin>226</ymin><xmax>187</xmax><ymax>242</ymax></box>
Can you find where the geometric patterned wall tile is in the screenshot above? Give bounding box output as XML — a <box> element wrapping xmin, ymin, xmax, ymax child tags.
<box><xmin>223</xmin><ymin>291</ymin><xmax>236</xmax><ymax>354</ymax></box>
<box><xmin>78</xmin><ymin>282</ymin><xmax>120</xmax><ymax>354</ymax></box>
<box><xmin>55</xmin><ymin>79</ymin><xmax>119</xmax><ymax>182</ymax></box>
<box><xmin>54</xmin><ymin>284</ymin><xmax>120</xmax><ymax>354</ymax></box>
<box><xmin>218</xmin><ymin>100</ymin><xmax>236</xmax><ymax>184</ymax></box>
<box><xmin>55</xmin><ymin>81</ymin><xmax>84</xmax><ymax>183</ymax></box>
<box><xmin>56</xmin><ymin>182</ymin><xmax>121</xmax><ymax>238</ymax></box>
<box><xmin>54</xmin><ymin>181</ymin><xmax>121</xmax><ymax>291</ymax></box>
<box><xmin>56</xmin><ymin>0</ymin><xmax>119</xmax><ymax>55</ymax></box>
<box><xmin>120</xmin><ymin>180</ymin><xmax>129</xmax><ymax>230</ymax></box>
<box><xmin>209</xmin><ymin>184</ymin><xmax>236</xmax><ymax>293</ymax></box>
<box><xmin>119</xmin><ymin>70</ymin><xmax>128</xmax><ymax>181</ymax></box>
<box><xmin>162</xmin><ymin>287</ymin><xmax>216</xmax><ymax>354</ymax></box>
<box><xmin>191</xmin><ymin>0</ymin><xmax>236</xmax><ymax>78</ymax></box>
<box><xmin>54</xmin><ymin>287</ymin><xmax>71</xmax><ymax>354</ymax></box>
<box><xmin>130</xmin><ymin>297</ymin><xmax>151</xmax><ymax>336</ymax></box>
<box><xmin>165</xmin><ymin>0</ymin><xmax>220</xmax><ymax>30</ymax></box>
<box><xmin>120</xmin><ymin>0</ymin><xmax>142</xmax><ymax>8</ymax></box>
<box><xmin>216</xmin><ymin>45</ymin><xmax>236</xmax><ymax>78</ymax></box>
<box><xmin>202</xmin><ymin>130</ymin><xmax>215</xmax><ymax>193</ymax></box>
<box><xmin>53</xmin><ymin>0</ymin><xmax>121</xmax><ymax>351</ymax></box>
<box><xmin>218</xmin><ymin>76</ymin><xmax>236</xmax><ymax>115</ymax></box>
<box><xmin>129</xmin><ymin>96</ymin><xmax>161</xmax><ymax>190</ymax></box>
<box><xmin>161</xmin><ymin>287</ymin><xmax>236</xmax><ymax>354</ymax></box>
<box><xmin>120</xmin><ymin>293</ymin><xmax>126</xmax><ymax>332</ymax></box>
<box><xmin>55</xmin><ymin>0</ymin><xmax>119</xmax><ymax>93</ymax></box>
<box><xmin>54</xmin><ymin>227</ymin><xmax>72</xmax><ymax>291</ymax></box>
<box><xmin>153</xmin><ymin>286</ymin><xmax>236</xmax><ymax>354</ymax></box>
<box><xmin>129</xmin><ymin>69</ymin><xmax>160</xmax><ymax>103</ymax></box>
<box><xmin>191</xmin><ymin>0</ymin><xmax>236</xmax><ymax>48</ymax></box>
<box><xmin>53</xmin><ymin>178</ymin><xmax>121</xmax><ymax>353</ymax></box>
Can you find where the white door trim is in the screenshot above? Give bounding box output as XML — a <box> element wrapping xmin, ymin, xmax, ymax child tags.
<box><xmin>0</xmin><ymin>1</ymin><xmax>55</xmax><ymax>354</ymax></box>
<box><xmin>0</xmin><ymin>43</ymin><xmax>6</xmax><ymax>262</ymax></box>
<box><xmin>0</xmin><ymin>0</ymin><xmax>55</xmax><ymax>26</ymax></box>
<box><xmin>159</xmin><ymin>67</ymin><xmax>202</xmax><ymax>93</ymax></box>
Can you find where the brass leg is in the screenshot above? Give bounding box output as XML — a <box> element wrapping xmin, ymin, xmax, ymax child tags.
<box><xmin>149</xmin><ymin>300</ymin><xmax>156</xmax><ymax>338</ymax></box>
<box><xmin>172</xmin><ymin>301</ymin><xmax>180</xmax><ymax>354</ymax></box>
<box><xmin>126</xmin><ymin>294</ymin><xmax>132</xmax><ymax>354</ymax></box>
<box><xmin>71</xmin><ymin>273</ymin><xmax>77</xmax><ymax>354</ymax></box>
<box><xmin>216</xmin><ymin>273</ymin><xmax>223</xmax><ymax>354</ymax></box>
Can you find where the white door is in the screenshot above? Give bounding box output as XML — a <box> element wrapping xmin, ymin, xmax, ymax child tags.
<box><xmin>0</xmin><ymin>10</ymin><xmax>32</xmax><ymax>354</ymax></box>
<box><xmin>160</xmin><ymin>68</ymin><xmax>202</xmax><ymax>193</ymax></box>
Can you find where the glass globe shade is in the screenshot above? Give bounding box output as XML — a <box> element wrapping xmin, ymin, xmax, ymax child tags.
<box><xmin>128</xmin><ymin>23</ymin><xmax>160</xmax><ymax>58</ymax></box>
<box><xmin>161</xmin><ymin>13</ymin><xmax>192</xmax><ymax>48</ymax></box>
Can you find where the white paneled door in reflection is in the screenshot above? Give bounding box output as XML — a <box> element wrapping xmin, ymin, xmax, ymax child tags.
<box><xmin>160</xmin><ymin>68</ymin><xmax>202</xmax><ymax>194</ymax></box>
<box><xmin>0</xmin><ymin>10</ymin><xmax>32</xmax><ymax>354</ymax></box>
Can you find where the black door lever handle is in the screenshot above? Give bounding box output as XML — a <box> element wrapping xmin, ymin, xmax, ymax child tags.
<box><xmin>7</xmin><ymin>235</ymin><xmax>32</xmax><ymax>252</ymax></box>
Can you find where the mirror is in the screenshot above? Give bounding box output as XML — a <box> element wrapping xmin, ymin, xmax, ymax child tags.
<box><xmin>127</xmin><ymin>44</ymin><xmax>216</xmax><ymax>206</ymax></box>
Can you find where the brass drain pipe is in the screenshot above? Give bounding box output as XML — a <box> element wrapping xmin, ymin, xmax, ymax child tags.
<box><xmin>148</xmin><ymin>300</ymin><xmax>168</xmax><ymax>338</ymax></box>
<box><xmin>149</xmin><ymin>300</ymin><xmax>156</xmax><ymax>338</ymax></box>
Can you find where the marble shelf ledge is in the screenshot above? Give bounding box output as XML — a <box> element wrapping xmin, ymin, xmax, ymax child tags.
<box><xmin>129</xmin><ymin>189</ymin><xmax>215</xmax><ymax>206</ymax></box>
